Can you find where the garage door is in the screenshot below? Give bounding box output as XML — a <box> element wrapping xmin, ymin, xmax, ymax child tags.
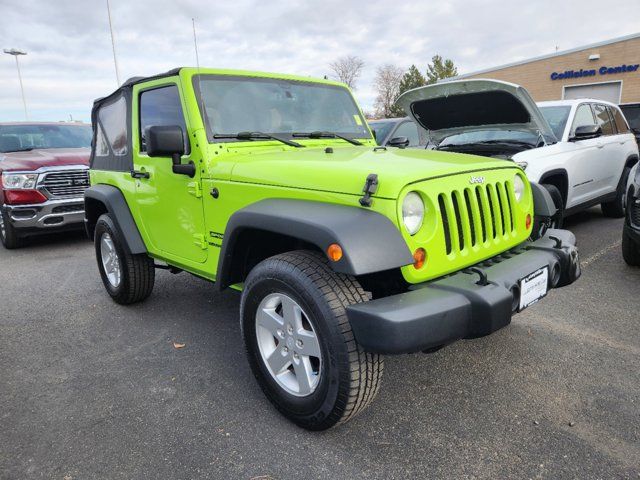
<box><xmin>563</xmin><ymin>82</ymin><xmax>621</xmax><ymax>103</ymax></box>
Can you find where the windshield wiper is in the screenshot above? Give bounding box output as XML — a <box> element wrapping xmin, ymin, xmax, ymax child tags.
<box><xmin>213</xmin><ymin>131</ymin><xmax>304</xmax><ymax>148</ymax></box>
<box><xmin>292</xmin><ymin>131</ymin><xmax>362</xmax><ymax>146</ymax></box>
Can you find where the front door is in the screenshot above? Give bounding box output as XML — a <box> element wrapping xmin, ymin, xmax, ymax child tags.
<box><xmin>132</xmin><ymin>80</ymin><xmax>207</xmax><ymax>264</ymax></box>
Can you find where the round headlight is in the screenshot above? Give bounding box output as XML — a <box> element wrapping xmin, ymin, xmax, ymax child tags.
<box><xmin>402</xmin><ymin>192</ymin><xmax>424</xmax><ymax>235</ymax></box>
<box><xmin>513</xmin><ymin>174</ymin><xmax>525</xmax><ymax>202</ymax></box>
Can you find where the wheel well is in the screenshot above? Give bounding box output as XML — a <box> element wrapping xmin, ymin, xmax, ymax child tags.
<box><xmin>625</xmin><ymin>156</ymin><xmax>638</xmax><ymax>170</ymax></box>
<box><xmin>84</xmin><ymin>197</ymin><xmax>108</xmax><ymax>240</ymax></box>
<box><xmin>539</xmin><ymin>172</ymin><xmax>568</xmax><ymax>207</ymax></box>
<box><xmin>223</xmin><ymin>229</ymin><xmax>320</xmax><ymax>287</ymax></box>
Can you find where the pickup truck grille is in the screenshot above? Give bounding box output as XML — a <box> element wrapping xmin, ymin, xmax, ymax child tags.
<box><xmin>41</xmin><ymin>170</ymin><xmax>90</xmax><ymax>198</ymax></box>
<box><xmin>438</xmin><ymin>181</ymin><xmax>515</xmax><ymax>255</ymax></box>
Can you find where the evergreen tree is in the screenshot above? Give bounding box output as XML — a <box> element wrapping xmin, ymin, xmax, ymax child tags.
<box><xmin>426</xmin><ymin>55</ymin><xmax>458</xmax><ymax>84</ymax></box>
<box><xmin>389</xmin><ymin>65</ymin><xmax>426</xmax><ymax>117</ymax></box>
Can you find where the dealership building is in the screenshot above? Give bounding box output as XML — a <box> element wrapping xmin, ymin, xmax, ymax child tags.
<box><xmin>456</xmin><ymin>33</ymin><xmax>640</xmax><ymax>104</ymax></box>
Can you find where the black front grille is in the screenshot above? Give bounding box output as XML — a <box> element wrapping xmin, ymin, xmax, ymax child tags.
<box><xmin>41</xmin><ymin>170</ymin><xmax>90</xmax><ymax>198</ymax></box>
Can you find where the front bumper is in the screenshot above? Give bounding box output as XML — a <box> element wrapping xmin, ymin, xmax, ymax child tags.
<box><xmin>347</xmin><ymin>229</ymin><xmax>580</xmax><ymax>354</ymax></box>
<box><xmin>2</xmin><ymin>197</ymin><xmax>85</xmax><ymax>233</ymax></box>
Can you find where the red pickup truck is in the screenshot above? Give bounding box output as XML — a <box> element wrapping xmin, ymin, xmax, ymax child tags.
<box><xmin>0</xmin><ymin>122</ymin><xmax>92</xmax><ymax>248</ymax></box>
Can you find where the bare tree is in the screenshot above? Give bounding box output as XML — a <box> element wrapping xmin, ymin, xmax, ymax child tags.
<box><xmin>373</xmin><ymin>64</ymin><xmax>404</xmax><ymax>118</ymax></box>
<box><xmin>329</xmin><ymin>55</ymin><xmax>365</xmax><ymax>90</ymax></box>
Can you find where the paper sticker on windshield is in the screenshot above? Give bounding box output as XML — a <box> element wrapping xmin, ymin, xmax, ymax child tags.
<box><xmin>353</xmin><ymin>115</ymin><xmax>363</xmax><ymax>126</ymax></box>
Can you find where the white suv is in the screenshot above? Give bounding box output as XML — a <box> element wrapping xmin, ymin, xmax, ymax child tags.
<box><xmin>397</xmin><ymin>79</ymin><xmax>639</xmax><ymax>227</ymax></box>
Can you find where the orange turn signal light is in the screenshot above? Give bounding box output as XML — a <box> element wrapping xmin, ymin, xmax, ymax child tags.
<box><xmin>525</xmin><ymin>214</ymin><xmax>532</xmax><ymax>230</ymax></box>
<box><xmin>413</xmin><ymin>248</ymin><xmax>426</xmax><ymax>269</ymax></box>
<box><xmin>327</xmin><ymin>243</ymin><xmax>343</xmax><ymax>262</ymax></box>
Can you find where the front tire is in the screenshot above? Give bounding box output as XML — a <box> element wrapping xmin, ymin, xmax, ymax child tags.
<box><xmin>94</xmin><ymin>214</ymin><xmax>155</xmax><ymax>304</ymax></box>
<box><xmin>0</xmin><ymin>207</ymin><xmax>23</xmax><ymax>249</ymax></box>
<box><xmin>240</xmin><ymin>250</ymin><xmax>383</xmax><ymax>430</ymax></box>
<box><xmin>622</xmin><ymin>227</ymin><xmax>640</xmax><ymax>266</ymax></box>
<box><xmin>602</xmin><ymin>167</ymin><xmax>630</xmax><ymax>218</ymax></box>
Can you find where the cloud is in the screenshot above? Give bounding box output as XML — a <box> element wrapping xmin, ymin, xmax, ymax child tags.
<box><xmin>0</xmin><ymin>0</ymin><xmax>638</xmax><ymax>121</ymax></box>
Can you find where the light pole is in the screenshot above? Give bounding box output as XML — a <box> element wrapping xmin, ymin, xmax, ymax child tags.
<box><xmin>3</xmin><ymin>48</ymin><xmax>28</xmax><ymax>120</ymax></box>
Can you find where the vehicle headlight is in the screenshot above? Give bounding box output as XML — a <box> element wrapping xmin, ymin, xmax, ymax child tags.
<box><xmin>1</xmin><ymin>173</ymin><xmax>38</xmax><ymax>189</ymax></box>
<box><xmin>402</xmin><ymin>191</ymin><xmax>424</xmax><ymax>235</ymax></box>
<box><xmin>513</xmin><ymin>174</ymin><xmax>525</xmax><ymax>202</ymax></box>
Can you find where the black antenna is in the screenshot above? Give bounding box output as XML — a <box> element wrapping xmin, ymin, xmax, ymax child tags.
<box><xmin>192</xmin><ymin>18</ymin><xmax>207</xmax><ymax>136</ymax></box>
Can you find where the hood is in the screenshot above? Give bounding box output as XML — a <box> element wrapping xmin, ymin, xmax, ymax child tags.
<box><xmin>226</xmin><ymin>145</ymin><xmax>514</xmax><ymax>199</ymax></box>
<box><xmin>396</xmin><ymin>79</ymin><xmax>556</xmax><ymax>144</ymax></box>
<box><xmin>0</xmin><ymin>148</ymin><xmax>90</xmax><ymax>172</ymax></box>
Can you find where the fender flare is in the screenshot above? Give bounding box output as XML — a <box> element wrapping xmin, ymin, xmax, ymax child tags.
<box><xmin>84</xmin><ymin>184</ymin><xmax>147</xmax><ymax>254</ymax></box>
<box><xmin>530</xmin><ymin>182</ymin><xmax>557</xmax><ymax>217</ymax></box>
<box><xmin>216</xmin><ymin>199</ymin><xmax>414</xmax><ymax>289</ymax></box>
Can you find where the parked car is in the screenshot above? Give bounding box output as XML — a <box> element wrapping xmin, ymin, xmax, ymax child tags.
<box><xmin>0</xmin><ymin>122</ymin><xmax>92</xmax><ymax>248</ymax></box>
<box><xmin>620</xmin><ymin>103</ymin><xmax>640</xmax><ymax>146</ymax></box>
<box><xmin>396</xmin><ymin>80</ymin><xmax>639</xmax><ymax>233</ymax></box>
<box><xmin>85</xmin><ymin>68</ymin><xmax>580</xmax><ymax>430</ymax></box>
<box><xmin>368</xmin><ymin>117</ymin><xmax>427</xmax><ymax>148</ymax></box>
<box><xmin>622</xmin><ymin>162</ymin><xmax>640</xmax><ymax>265</ymax></box>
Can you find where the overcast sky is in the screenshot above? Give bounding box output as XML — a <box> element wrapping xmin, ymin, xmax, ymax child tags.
<box><xmin>0</xmin><ymin>0</ymin><xmax>638</xmax><ymax>122</ymax></box>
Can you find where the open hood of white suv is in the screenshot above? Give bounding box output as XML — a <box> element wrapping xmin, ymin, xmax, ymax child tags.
<box><xmin>396</xmin><ymin>79</ymin><xmax>557</xmax><ymax>145</ymax></box>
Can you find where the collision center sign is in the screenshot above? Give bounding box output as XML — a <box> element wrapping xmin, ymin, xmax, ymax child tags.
<box><xmin>551</xmin><ymin>63</ymin><xmax>639</xmax><ymax>80</ymax></box>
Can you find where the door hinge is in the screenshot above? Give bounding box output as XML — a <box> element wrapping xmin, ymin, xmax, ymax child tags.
<box><xmin>193</xmin><ymin>233</ymin><xmax>207</xmax><ymax>250</ymax></box>
<box><xmin>188</xmin><ymin>181</ymin><xmax>202</xmax><ymax>198</ymax></box>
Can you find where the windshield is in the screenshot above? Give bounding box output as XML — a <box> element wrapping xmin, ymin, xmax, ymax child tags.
<box><xmin>439</xmin><ymin>129</ymin><xmax>539</xmax><ymax>147</ymax></box>
<box><xmin>620</xmin><ymin>105</ymin><xmax>640</xmax><ymax>131</ymax></box>
<box><xmin>194</xmin><ymin>75</ymin><xmax>371</xmax><ymax>142</ymax></box>
<box><xmin>0</xmin><ymin>124</ymin><xmax>92</xmax><ymax>153</ymax></box>
<box><xmin>368</xmin><ymin>121</ymin><xmax>396</xmax><ymax>145</ymax></box>
<box><xmin>539</xmin><ymin>106</ymin><xmax>571</xmax><ymax>140</ymax></box>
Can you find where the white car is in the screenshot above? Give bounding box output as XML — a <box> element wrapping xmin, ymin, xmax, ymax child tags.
<box><xmin>397</xmin><ymin>79</ymin><xmax>639</xmax><ymax>228</ymax></box>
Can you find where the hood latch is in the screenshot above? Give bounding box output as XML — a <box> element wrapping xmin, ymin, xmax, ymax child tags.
<box><xmin>359</xmin><ymin>173</ymin><xmax>378</xmax><ymax>207</ymax></box>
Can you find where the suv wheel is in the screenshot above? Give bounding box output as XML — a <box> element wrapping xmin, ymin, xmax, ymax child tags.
<box><xmin>602</xmin><ymin>167</ymin><xmax>630</xmax><ymax>218</ymax></box>
<box><xmin>0</xmin><ymin>207</ymin><xmax>22</xmax><ymax>249</ymax></box>
<box><xmin>94</xmin><ymin>213</ymin><xmax>155</xmax><ymax>304</ymax></box>
<box><xmin>622</xmin><ymin>227</ymin><xmax>640</xmax><ymax>266</ymax></box>
<box><xmin>240</xmin><ymin>250</ymin><xmax>383</xmax><ymax>430</ymax></box>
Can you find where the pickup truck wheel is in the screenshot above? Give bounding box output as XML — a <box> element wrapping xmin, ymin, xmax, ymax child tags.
<box><xmin>240</xmin><ymin>250</ymin><xmax>383</xmax><ymax>430</ymax></box>
<box><xmin>94</xmin><ymin>214</ymin><xmax>155</xmax><ymax>305</ymax></box>
<box><xmin>0</xmin><ymin>207</ymin><xmax>22</xmax><ymax>249</ymax></box>
<box><xmin>602</xmin><ymin>167</ymin><xmax>630</xmax><ymax>218</ymax></box>
<box><xmin>622</xmin><ymin>227</ymin><xmax>640</xmax><ymax>266</ymax></box>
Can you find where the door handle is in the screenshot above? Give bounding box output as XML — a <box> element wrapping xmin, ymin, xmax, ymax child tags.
<box><xmin>131</xmin><ymin>170</ymin><xmax>150</xmax><ymax>179</ymax></box>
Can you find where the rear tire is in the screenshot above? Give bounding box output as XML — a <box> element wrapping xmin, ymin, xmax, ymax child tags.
<box><xmin>622</xmin><ymin>228</ymin><xmax>640</xmax><ymax>266</ymax></box>
<box><xmin>94</xmin><ymin>213</ymin><xmax>155</xmax><ymax>304</ymax></box>
<box><xmin>240</xmin><ymin>250</ymin><xmax>383</xmax><ymax>430</ymax></box>
<box><xmin>602</xmin><ymin>167</ymin><xmax>630</xmax><ymax>218</ymax></box>
<box><xmin>0</xmin><ymin>207</ymin><xmax>22</xmax><ymax>249</ymax></box>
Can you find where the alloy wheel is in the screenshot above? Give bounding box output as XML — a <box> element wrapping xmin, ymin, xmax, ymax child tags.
<box><xmin>255</xmin><ymin>293</ymin><xmax>322</xmax><ymax>397</ymax></box>
<box><xmin>100</xmin><ymin>232</ymin><xmax>122</xmax><ymax>288</ymax></box>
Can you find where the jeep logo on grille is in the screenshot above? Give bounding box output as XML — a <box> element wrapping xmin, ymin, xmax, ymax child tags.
<box><xmin>469</xmin><ymin>176</ymin><xmax>485</xmax><ymax>184</ymax></box>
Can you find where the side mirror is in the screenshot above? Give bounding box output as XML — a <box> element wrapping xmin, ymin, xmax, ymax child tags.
<box><xmin>570</xmin><ymin>124</ymin><xmax>602</xmax><ymax>141</ymax></box>
<box><xmin>145</xmin><ymin>125</ymin><xmax>194</xmax><ymax>177</ymax></box>
<box><xmin>387</xmin><ymin>136</ymin><xmax>410</xmax><ymax>148</ymax></box>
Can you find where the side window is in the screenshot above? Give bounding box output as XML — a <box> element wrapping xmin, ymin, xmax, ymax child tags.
<box><xmin>570</xmin><ymin>104</ymin><xmax>596</xmax><ymax>137</ymax></box>
<box><xmin>611</xmin><ymin>107</ymin><xmax>630</xmax><ymax>134</ymax></box>
<box><xmin>593</xmin><ymin>104</ymin><xmax>614</xmax><ymax>136</ymax></box>
<box><xmin>139</xmin><ymin>85</ymin><xmax>189</xmax><ymax>153</ymax></box>
<box><xmin>394</xmin><ymin>121</ymin><xmax>420</xmax><ymax>146</ymax></box>
<box><xmin>96</xmin><ymin>96</ymin><xmax>128</xmax><ymax>157</ymax></box>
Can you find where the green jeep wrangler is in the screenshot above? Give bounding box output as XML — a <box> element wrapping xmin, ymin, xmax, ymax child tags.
<box><xmin>85</xmin><ymin>67</ymin><xmax>580</xmax><ymax>430</ymax></box>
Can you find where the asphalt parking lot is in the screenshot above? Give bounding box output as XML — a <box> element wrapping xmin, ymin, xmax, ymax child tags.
<box><xmin>1</xmin><ymin>208</ymin><xmax>639</xmax><ymax>480</ymax></box>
